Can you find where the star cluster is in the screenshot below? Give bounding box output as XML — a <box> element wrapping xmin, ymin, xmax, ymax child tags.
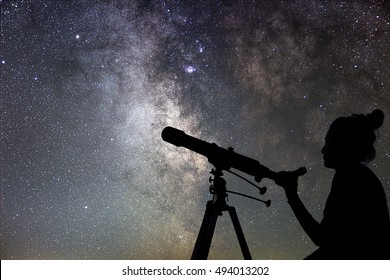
<box><xmin>1</xmin><ymin>0</ymin><xmax>389</xmax><ymax>259</ymax></box>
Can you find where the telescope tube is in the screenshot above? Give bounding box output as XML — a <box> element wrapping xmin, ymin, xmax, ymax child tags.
<box><xmin>162</xmin><ymin>126</ymin><xmax>276</xmax><ymax>180</ymax></box>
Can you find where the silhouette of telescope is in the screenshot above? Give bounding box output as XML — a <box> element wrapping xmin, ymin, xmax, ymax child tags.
<box><xmin>161</xmin><ymin>126</ymin><xmax>306</xmax><ymax>182</ymax></box>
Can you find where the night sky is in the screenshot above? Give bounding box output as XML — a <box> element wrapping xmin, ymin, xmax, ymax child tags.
<box><xmin>1</xmin><ymin>0</ymin><xmax>389</xmax><ymax>260</ymax></box>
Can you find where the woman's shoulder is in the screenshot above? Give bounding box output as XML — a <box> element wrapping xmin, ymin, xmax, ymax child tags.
<box><xmin>336</xmin><ymin>162</ymin><xmax>376</xmax><ymax>177</ymax></box>
<box><xmin>334</xmin><ymin>163</ymin><xmax>382</xmax><ymax>191</ymax></box>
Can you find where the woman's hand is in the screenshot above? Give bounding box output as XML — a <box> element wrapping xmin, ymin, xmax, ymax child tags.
<box><xmin>274</xmin><ymin>171</ymin><xmax>300</xmax><ymax>198</ymax></box>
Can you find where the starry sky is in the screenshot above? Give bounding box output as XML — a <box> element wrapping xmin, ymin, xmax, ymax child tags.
<box><xmin>1</xmin><ymin>0</ymin><xmax>389</xmax><ymax>260</ymax></box>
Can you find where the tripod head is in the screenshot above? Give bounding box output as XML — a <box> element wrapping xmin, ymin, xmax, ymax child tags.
<box><xmin>208</xmin><ymin>168</ymin><xmax>272</xmax><ymax>207</ymax></box>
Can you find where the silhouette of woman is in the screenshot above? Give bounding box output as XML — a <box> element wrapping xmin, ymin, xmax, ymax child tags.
<box><xmin>275</xmin><ymin>109</ymin><xmax>390</xmax><ymax>259</ymax></box>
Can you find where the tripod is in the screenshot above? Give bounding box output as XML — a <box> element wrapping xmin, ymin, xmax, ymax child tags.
<box><xmin>191</xmin><ymin>168</ymin><xmax>252</xmax><ymax>260</ymax></box>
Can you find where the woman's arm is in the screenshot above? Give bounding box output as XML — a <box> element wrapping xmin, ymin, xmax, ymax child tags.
<box><xmin>286</xmin><ymin>193</ymin><xmax>322</xmax><ymax>246</ymax></box>
<box><xmin>275</xmin><ymin>171</ymin><xmax>322</xmax><ymax>246</ymax></box>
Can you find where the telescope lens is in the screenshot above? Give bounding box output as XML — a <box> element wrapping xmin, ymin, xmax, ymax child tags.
<box><xmin>161</xmin><ymin>126</ymin><xmax>186</xmax><ymax>147</ymax></box>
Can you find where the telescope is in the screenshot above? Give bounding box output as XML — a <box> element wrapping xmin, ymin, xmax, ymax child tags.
<box><xmin>161</xmin><ymin>126</ymin><xmax>306</xmax><ymax>183</ymax></box>
<box><xmin>162</xmin><ymin>126</ymin><xmax>306</xmax><ymax>260</ymax></box>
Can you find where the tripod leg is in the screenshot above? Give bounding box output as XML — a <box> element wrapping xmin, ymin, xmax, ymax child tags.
<box><xmin>228</xmin><ymin>206</ymin><xmax>252</xmax><ymax>260</ymax></box>
<box><xmin>191</xmin><ymin>201</ymin><xmax>220</xmax><ymax>260</ymax></box>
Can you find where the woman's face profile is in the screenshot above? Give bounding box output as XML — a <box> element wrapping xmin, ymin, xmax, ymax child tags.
<box><xmin>321</xmin><ymin>136</ymin><xmax>336</xmax><ymax>168</ymax></box>
<box><xmin>321</xmin><ymin>129</ymin><xmax>347</xmax><ymax>169</ymax></box>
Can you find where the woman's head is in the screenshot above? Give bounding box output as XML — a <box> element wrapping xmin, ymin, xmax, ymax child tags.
<box><xmin>321</xmin><ymin>109</ymin><xmax>384</xmax><ymax>169</ymax></box>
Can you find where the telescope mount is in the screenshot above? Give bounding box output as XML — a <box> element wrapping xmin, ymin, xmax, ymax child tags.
<box><xmin>191</xmin><ymin>167</ymin><xmax>269</xmax><ymax>260</ymax></box>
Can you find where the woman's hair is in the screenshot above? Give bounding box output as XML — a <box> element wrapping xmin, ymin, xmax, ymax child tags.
<box><xmin>328</xmin><ymin>109</ymin><xmax>384</xmax><ymax>162</ymax></box>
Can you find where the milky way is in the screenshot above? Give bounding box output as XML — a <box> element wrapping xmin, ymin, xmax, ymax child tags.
<box><xmin>1</xmin><ymin>0</ymin><xmax>389</xmax><ymax>260</ymax></box>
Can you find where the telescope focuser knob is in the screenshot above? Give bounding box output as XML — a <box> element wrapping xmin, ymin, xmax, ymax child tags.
<box><xmin>259</xmin><ymin>186</ymin><xmax>267</xmax><ymax>195</ymax></box>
